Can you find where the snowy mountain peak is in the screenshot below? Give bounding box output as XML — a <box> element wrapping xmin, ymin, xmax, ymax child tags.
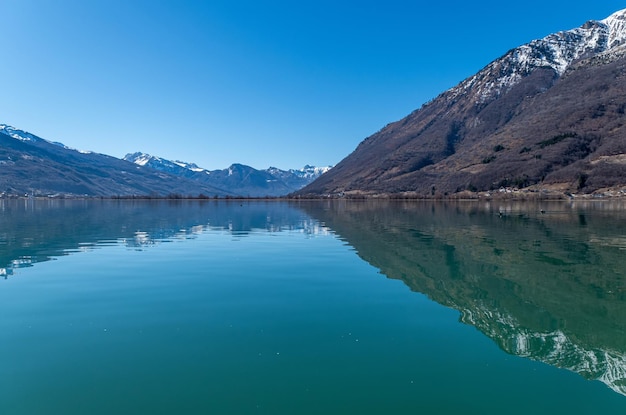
<box><xmin>0</xmin><ymin>123</ymin><xmax>92</xmax><ymax>153</ymax></box>
<box><xmin>0</xmin><ymin>124</ymin><xmax>42</xmax><ymax>143</ymax></box>
<box><xmin>125</xmin><ymin>152</ymin><xmax>154</xmax><ymax>166</ymax></box>
<box><xmin>601</xmin><ymin>8</ymin><xmax>626</xmax><ymax>49</ymax></box>
<box><xmin>123</xmin><ymin>152</ymin><xmax>207</xmax><ymax>174</ymax></box>
<box><xmin>173</xmin><ymin>160</ymin><xmax>205</xmax><ymax>172</ymax></box>
<box><xmin>448</xmin><ymin>8</ymin><xmax>626</xmax><ymax>105</ymax></box>
<box><xmin>292</xmin><ymin>165</ymin><xmax>332</xmax><ymax>179</ymax></box>
<box><xmin>124</xmin><ymin>152</ymin><xmax>332</xmax><ymax>196</ymax></box>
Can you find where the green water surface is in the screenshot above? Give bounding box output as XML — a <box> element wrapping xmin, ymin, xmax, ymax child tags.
<box><xmin>0</xmin><ymin>199</ymin><xmax>625</xmax><ymax>414</ymax></box>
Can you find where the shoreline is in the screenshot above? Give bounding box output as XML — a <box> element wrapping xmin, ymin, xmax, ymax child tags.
<box><xmin>5</xmin><ymin>189</ymin><xmax>626</xmax><ymax>202</ymax></box>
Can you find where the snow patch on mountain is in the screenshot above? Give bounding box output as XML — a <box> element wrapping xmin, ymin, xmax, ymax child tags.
<box><xmin>125</xmin><ymin>152</ymin><xmax>331</xmax><ymax>183</ymax></box>
<box><xmin>125</xmin><ymin>152</ymin><xmax>214</xmax><ymax>174</ymax></box>
<box><xmin>292</xmin><ymin>165</ymin><xmax>333</xmax><ymax>179</ymax></box>
<box><xmin>267</xmin><ymin>165</ymin><xmax>332</xmax><ymax>180</ymax></box>
<box><xmin>172</xmin><ymin>160</ymin><xmax>206</xmax><ymax>172</ymax></box>
<box><xmin>448</xmin><ymin>8</ymin><xmax>626</xmax><ymax>105</ymax></box>
<box><xmin>602</xmin><ymin>8</ymin><xmax>626</xmax><ymax>49</ymax></box>
<box><xmin>124</xmin><ymin>152</ymin><xmax>332</xmax><ymax>196</ymax></box>
<box><xmin>0</xmin><ymin>123</ymin><xmax>93</xmax><ymax>154</ymax></box>
<box><xmin>128</xmin><ymin>152</ymin><xmax>153</xmax><ymax>166</ymax></box>
<box><xmin>0</xmin><ymin>124</ymin><xmax>43</xmax><ymax>142</ymax></box>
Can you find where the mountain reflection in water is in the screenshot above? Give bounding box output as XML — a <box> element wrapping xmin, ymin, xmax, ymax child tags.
<box><xmin>300</xmin><ymin>199</ymin><xmax>626</xmax><ymax>397</ymax></box>
<box><xmin>2</xmin><ymin>198</ymin><xmax>626</xmax><ymax>397</ymax></box>
<box><xmin>0</xmin><ymin>199</ymin><xmax>326</xmax><ymax>277</ymax></box>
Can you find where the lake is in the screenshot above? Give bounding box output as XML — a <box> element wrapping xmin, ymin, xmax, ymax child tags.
<box><xmin>1</xmin><ymin>199</ymin><xmax>625</xmax><ymax>414</ymax></box>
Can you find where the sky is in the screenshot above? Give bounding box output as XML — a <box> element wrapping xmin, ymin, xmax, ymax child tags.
<box><xmin>0</xmin><ymin>1</ymin><xmax>625</xmax><ymax>170</ymax></box>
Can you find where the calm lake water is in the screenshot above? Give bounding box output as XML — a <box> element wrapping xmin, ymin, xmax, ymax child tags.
<box><xmin>1</xmin><ymin>199</ymin><xmax>625</xmax><ymax>414</ymax></box>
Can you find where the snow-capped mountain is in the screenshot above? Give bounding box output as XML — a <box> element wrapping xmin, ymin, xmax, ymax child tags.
<box><xmin>124</xmin><ymin>152</ymin><xmax>331</xmax><ymax>197</ymax></box>
<box><xmin>126</xmin><ymin>152</ymin><xmax>206</xmax><ymax>172</ymax></box>
<box><xmin>301</xmin><ymin>8</ymin><xmax>626</xmax><ymax>197</ymax></box>
<box><xmin>449</xmin><ymin>8</ymin><xmax>626</xmax><ymax>105</ymax></box>
<box><xmin>291</xmin><ymin>165</ymin><xmax>332</xmax><ymax>179</ymax></box>
<box><xmin>266</xmin><ymin>165</ymin><xmax>332</xmax><ymax>189</ymax></box>
<box><xmin>0</xmin><ymin>124</ymin><xmax>92</xmax><ymax>153</ymax></box>
<box><xmin>0</xmin><ymin>124</ymin><xmax>43</xmax><ymax>143</ymax></box>
<box><xmin>124</xmin><ymin>152</ymin><xmax>209</xmax><ymax>179</ymax></box>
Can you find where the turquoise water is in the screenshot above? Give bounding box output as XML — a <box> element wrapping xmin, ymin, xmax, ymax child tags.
<box><xmin>1</xmin><ymin>199</ymin><xmax>625</xmax><ymax>414</ymax></box>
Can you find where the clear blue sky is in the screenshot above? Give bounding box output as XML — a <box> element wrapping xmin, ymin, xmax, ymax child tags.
<box><xmin>0</xmin><ymin>1</ymin><xmax>624</xmax><ymax>170</ymax></box>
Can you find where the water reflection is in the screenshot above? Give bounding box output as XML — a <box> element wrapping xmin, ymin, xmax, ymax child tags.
<box><xmin>0</xmin><ymin>199</ymin><xmax>327</xmax><ymax>277</ymax></box>
<box><xmin>300</xmin><ymin>200</ymin><xmax>626</xmax><ymax>396</ymax></box>
<box><xmin>2</xmin><ymin>198</ymin><xmax>626</xmax><ymax>397</ymax></box>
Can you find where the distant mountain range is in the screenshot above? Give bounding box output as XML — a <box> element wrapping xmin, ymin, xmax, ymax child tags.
<box><xmin>298</xmin><ymin>8</ymin><xmax>626</xmax><ymax>197</ymax></box>
<box><xmin>0</xmin><ymin>124</ymin><xmax>330</xmax><ymax>197</ymax></box>
<box><xmin>123</xmin><ymin>152</ymin><xmax>330</xmax><ymax>197</ymax></box>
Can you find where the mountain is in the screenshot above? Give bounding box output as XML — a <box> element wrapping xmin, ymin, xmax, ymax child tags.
<box><xmin>123</xmin><ymin>152</ymin><xmax>208</xmax><ymax>179</ymax></box>
<box><xmin>0</xmin><ymin>125</ymin><xmax>231</xmax><ymax>197</ymax></box>
<box><xmin>0</xmin><ymin>124</ymin><xmax>329</xmax><ymax>198</ymax></box>
<box><xmin>298</xmin><ymin>9</ymin><xmax>626</xmax><ymax>197</ymax></box>
<box><xmin>266</xmin><ymin>165</ymin><xmax>332</xmax><ymax>189</ymax></box>
<box><xmin>124</xmin><ymin>152</ymin><xmax>331</xmax><ymax>197</ymax></box>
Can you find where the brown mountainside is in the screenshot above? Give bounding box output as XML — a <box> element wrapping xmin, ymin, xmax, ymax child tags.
<box><xmin>299</xmin><ymin>11</ymin><xmax>626</xmax><ymax>197</ymax></box>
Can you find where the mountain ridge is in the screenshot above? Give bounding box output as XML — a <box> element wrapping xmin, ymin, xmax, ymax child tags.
<box><xmin>0</xmin><ymin>124</ymin><xmax>231</xmax><ymax>197</ymax></box>
<box><xmin>123</xmin><ymin>152</ymin><xmax>331</xmax><ymax>197</ymax></box>
<box><xmin>298</xmin><ymin>8</ymin><xmax>626</xmax><ymax>198</ymax></box>
<box><xmin>0</xmin><ymin>123</ymin><xmax>330</xmax><ymax>197</ymax></box>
